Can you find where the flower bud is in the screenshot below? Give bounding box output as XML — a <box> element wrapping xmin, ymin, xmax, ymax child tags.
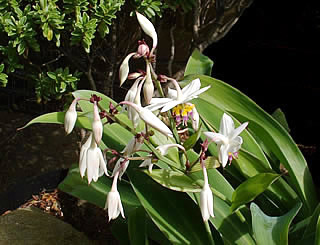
<box><xmin>135</xmin><ymin>40</ymin><xmax>150</xmax><ymax>58</ymax></box>
<box><xmin>92</xmin><ymin>101</ymin><xmax>103</xmax><ymax>145</ymax></box>
<box><xmin>119</xmin><ymin>52</ymin><xmax>136</xmax><ymax>86</ymax></box>
<box><xmin>143</xmin><ymin>64</ymin><xmax>154</xmax><ymax>105</ymax></box>
<box><xmin>191</xmin><ymin>106</ymin><xmax>200</xmax><ymax>131</ymax></box>
<box><xmin>136</xmin><ymin>12</ymin><xmax>158</xmax><ymax>49</ymax></box>
<box><xmin>64</xmin><ymin>98</ymin><xmax>79</xmax><ymax>135</ymax></box>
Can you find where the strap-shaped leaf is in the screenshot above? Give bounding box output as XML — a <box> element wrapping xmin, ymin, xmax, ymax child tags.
<box><xmin>251</xmin><ymin>202</ymin><xmax>302</xmax><ymax>245</ymax></box>
<box><xmin>231</xmin><ymin>173</ymin><xmax>281</xmax><ymax>212</ymax></box>
<box><xmin>128</xmin><ymin>168</ymin><xmax>212</xmax><ymax>245</ymax></box>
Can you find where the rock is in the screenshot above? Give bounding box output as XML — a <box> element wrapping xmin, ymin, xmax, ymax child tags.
<box><xmin>0</xmin><ymin>207</ymin><xmax>92</xmax><ymax>245</ymax></box>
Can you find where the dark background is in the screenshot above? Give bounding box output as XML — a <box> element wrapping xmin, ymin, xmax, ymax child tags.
<box><xmin>204</xmin><ymin>0</ymin><xmax>320</xmax><ymax>146</ymax></box>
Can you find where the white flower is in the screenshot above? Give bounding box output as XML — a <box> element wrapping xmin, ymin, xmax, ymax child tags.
<box><xmin>146</xmin><ymin>78</ymin><xmax>210</xmax><ymax>112</ymax></box>
<box><xmin>203</xmin><ymin>113</ymin><xmax>248</xmax><ymax>168</ymax></box>
<box><xmin>120</xmin><ymin>101</ymin><xmax>173</xmax><ymax>138</ymax></box>
<box><xmin>136</xmin><ymin>12</ymin><xmax>158</xmax><ymax>49</ymax></box>
<box><xmin>139</xmin><ymin>144</ymin><xmax>185</xmax><ymax>172</ymax></box>
<box><xmin>119</xmin><ymin>52</ymin><xmax>136</xmax><ymax>86</ymax></box>
<box><xmin>81</xmin><ymin>134</ymin><xmax>109</xmax><ymax>184</ymax></box>
<box><xmin>79</xmin><ymin>133</ymin><xmax>92</xmax><ymax>178</ymax></box>
<box><xmin>200</xmin><ymin>166</ymin><xmax>214</xmax><ymax>221</ymax></box>
<box><xmin>64</xmin><ymin>98</ymin><xmax>78</xmax><ymax>134</ymax></box>
<box><xmin>92</xmin><ymin>101</ymin><xmax>103</xmax><ymax>145</ymax></box>
<box><xmin>105</xmin><ymin>171</ymin><xmax>125</xmax><ymax>221</ymax></box>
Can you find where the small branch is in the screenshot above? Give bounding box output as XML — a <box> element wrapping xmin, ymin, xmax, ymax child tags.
<box><xmin>85</xmin><ymin>56</ymin><xmax>97</xmax><ymax>91</ymax></box>
<box><xmin>41</xmin><ymin>53</ymin><xmax>65</xmax><ymax>67</ymax></box>
<box><xmin>168</xmin><ymin>23</ymin><xmax>176</xmax><ymax>77</ymax></box>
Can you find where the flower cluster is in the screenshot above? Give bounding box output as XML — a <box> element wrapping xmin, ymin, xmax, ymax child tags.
<box><xmin>63</xmin><ymin>12</ymin><xmax>248</xmax><ymax>223</ymax></box>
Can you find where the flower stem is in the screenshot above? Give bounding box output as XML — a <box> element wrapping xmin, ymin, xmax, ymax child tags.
<box><xmin>204</xmin><ymin>220</ymin><xmax>215</xmax><ymax>245</ymax></box>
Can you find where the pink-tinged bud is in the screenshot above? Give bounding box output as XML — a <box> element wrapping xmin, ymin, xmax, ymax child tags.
<box><xmin>119</xmin><ymin>52</ymin><xmax>136</xmax><ymax>86</ymax></box>
<box><xmin>143</xmin><ymin>64</ymin><xmax>154</xmax><ymax>105</ymax></box>
<box><xmin>135</xmin><ymin>40</ymin><xmax>150</xmax><ymax>58</ymax></box>
<box><xmin>92</xmin><ymin>101</ymin><xmax>103</xmax><ymax>145</ymax></box>
<box><xmin>64</xmin><ymin>98</ymin><xmax>79</xmax><ymax>135</ymax></box>
<box><xmin>136</xmin><ymin>12</ymin><xmax>158</xmax><ymax>49</ymax></box>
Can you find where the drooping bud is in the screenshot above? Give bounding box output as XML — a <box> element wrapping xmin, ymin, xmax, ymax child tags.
<box><xmin>119</xmin><ymin>52</ymin><xmax>136</xmax><ymax>86</ymax></box>
<box><xmin>136</xmin><ymin>12</ymin><xmax>158</xmax><ymax>49</ymax></box>
<box><xmin>64</xmin><ymin>98</ymin><xmax>79</xmax><ymax>135</ymax></box>
<box><xmin>92</xmin><ymin>101</ymin><xmax>103</xmax><ymax>145</ymax></box>
<box><xmin>143</xmin><ymin>63</ymin><xmax>154</xmax><ymax>105</ymax></box>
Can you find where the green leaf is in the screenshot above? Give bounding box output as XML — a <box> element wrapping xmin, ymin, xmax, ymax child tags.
<box><xmin>183</xmin><ymin>124</ymin><xmax>202</xmax><ymax>151</ymax></box>
<box><xmin>190</xmin><ymin>156</ymin><xmax>220</xmax><ymax>173</ymax></box>
<box><xmin>128</xmin><ymin>168</ymin><xmax>212</xmax><ymax>245</ymax></box>
<box><xmin>18</xmin><ymin>111</ymin><xmax>91</xmax><ymax>130</ymax></box>
<box><xmin>128</xmin><ymin>207</ymin><xmax>149</xmax><ymax>245</ymax></box>
<box><xmin>303</xmin><ymin>203</ymin><xmax>320</xmax><ymax>240</ymax></box>
<box><xmin>231</xmin><ymin>173</ymin><xmax>281</xmax><ymax>212</ymax></box>
<box><xmin>272</xmin><ymin>108</ymin><xmax>290</xmax><ymax>132</ymax></box>
<box><xmin>144</xmin><ymin>169</ymin><xmax>202</xmax><ymax>192</ymax></box>
<box><xmin>250</xmin><ymin>202</ymin><xmax>302</xmax><ymax>245</ymax></box>
<box><xmin>184</xmin><ymin>48</ymin><xmax>214</xmax><ymax>76</ymax></box>
<box><xmin>315</xmin><ymin>215</ymin><xmax>320</xmax><ymax>245</ymax></box>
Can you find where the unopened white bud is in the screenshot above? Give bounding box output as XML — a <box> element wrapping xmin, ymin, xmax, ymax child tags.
<box><xmin>136</xmin><ymin>12</ymin><xmax>158</xmax><ymax>48</ymax></box>
<box><xmin>64</xmin><ymin>98</ymin><xmax>78</xmax><ymax>135</ymax></box>
<box><xmin>119</xmin><ymin>53</ymin><xmax>136</xmax><ymax>86</ymax></box>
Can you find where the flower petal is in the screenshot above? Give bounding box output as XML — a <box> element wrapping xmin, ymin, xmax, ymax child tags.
<box><xmin>181</xmin><ymin>78</ymin><xmax>201</xmax><ymax>97</ymax></box>
<box><xmin>220</xmin><ymin>113</ymin><xmax>235</xmax><ymax>136</ymax></box>
<box><xmin>160</xmin><ymin>100</ymin><xmax>180</xmax><ymax>112</ymax></box>
<box><xmin>219</xmin><ymin>144</ymin><xmax>229</xmax><ymax>168</ymax></box>
<box><xmin>229</xmin><ymin>122</ymin><xmax>248</xmax><ymax>140</ymax></box>
<box><xmin>203</xmin><ymin>132</ymin><xmax>228</xmax><ymax>145</ymax></box>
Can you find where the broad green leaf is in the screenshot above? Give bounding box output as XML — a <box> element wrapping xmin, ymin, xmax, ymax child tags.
<box><xmin>58</xmin><ymin>165</ymin><xmax>140</xmax><ymax>209</ymax></box>
<box><xmin>231</xmin><ymin>173</ymin><xmax>281</xmax><ymax>212</ymax></box>
<box><xmin>144</xmin><ymin>169</ymin><xmax>202</xmax><ymax>192</ymax></box>
<box><xmin>251</xmin><ymin>202</ymin><xmax>302</xmax><ymax>245</ymax></box>
<box><xmin>128</xmin><ymin>207</ymin><xmax>149</xmax><ymax>245</ymax></box>
<box><xmin>183</xmin><ymin>74</ymin><xmax>318</xmax><ymax>215</ymax></box>
<box><xmin>185</xmin><ymin>48</ymin><xmax>213</xmax><ymax>76</ymax></box>
<box><xmin>128</xmin><ymin>168</ymin><xmax>212</xmax><ymax>245</ymax></box>
<box><xmin>18</xmin><ymin>111</ymin><xmax>91</xmax><ymax>130</ymax></box>
<box><xmin>232</xmin><ymin>150</ymin><xmax>298</xmax><ymax>213</ymax></box>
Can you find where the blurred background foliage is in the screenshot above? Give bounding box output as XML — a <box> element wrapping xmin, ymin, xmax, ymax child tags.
<box><xmin>0</xmin><ymin>0</ymin><xmax>253</xmax><ymax>105</ymax></box>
